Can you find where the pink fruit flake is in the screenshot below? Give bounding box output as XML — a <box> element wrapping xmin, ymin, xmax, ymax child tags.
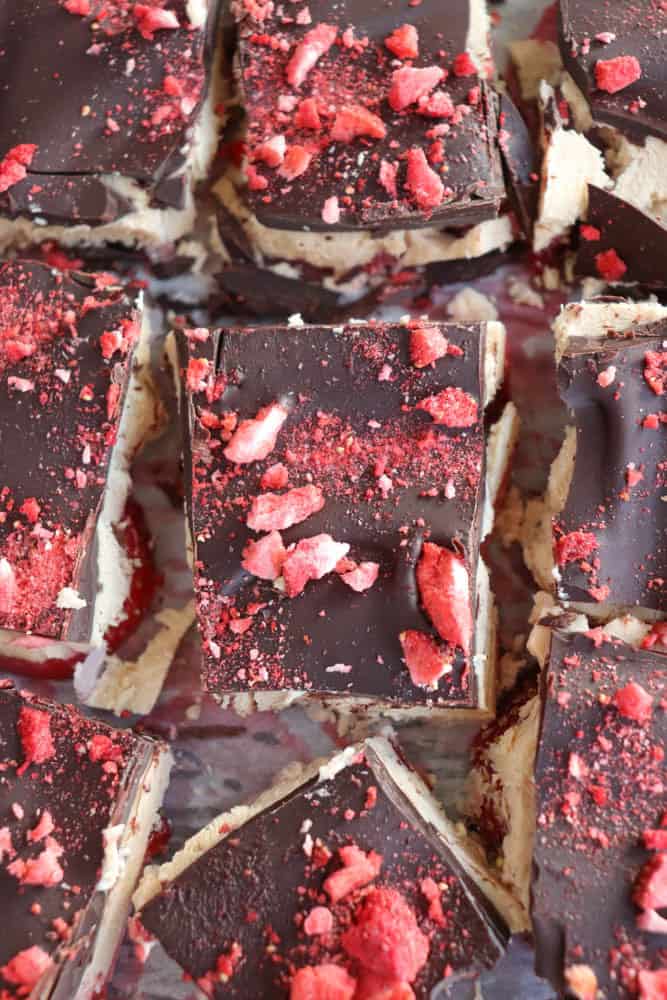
<box><xmin>224</xmin><ymin>402</ymin><xmax>289</xmax><ymax>464</ymax></box>
<box><xmin>0</xmin><ymin>144</ymin><xmax>38</xmax><ymax>194</ymax></box>
<box><xmin>384</xmin><ymin>24</ymin><xmax>419</xmax><ymax>60</ymax></box>
<box><xmin>339</xmin><ymin>561</ymin><xmax>380</xmax><ymax>592</ymax></box>
<box><xmin>17</xmin><ymin>706</ymin><xmax>55</xmax><ymax>772</ymax></box>
<box><xmin>613</xmin><ymin>681</ymin><xmax>654</xmax><ymax>724</ymax></box>
<box><xmin>416</xmin><ymin>542</ymin><xmax>472</xmax><ymax>652</ymax></box>
<box><xmin>242</xmin><ymin>531</ymin><xmax>287</xmax><ymax>580</ymax></box>
<box><xmin>405</xmin><ymin>147</ymin><xmax>444</xmax><ymax>212</ymax></box>
<box><xmin>388</xmin><ymin>66</ymin><xmax>444</xmax><ymax>111</ymax></box>
<box><xmin>331</xmin><ymin>106</ymin><xmax>387</xmax><ymax>143</ymax></box>
<box><xmin>290</xmin><ymin>963</ymin><xmax>357</xmax><ymax>1000</ymax></box>
<box><xmin>282</xmin><ymin>534</ymin><xmax>350</xmax><ymax>597</ymax></box>
<box><xmin>409</xmin><ymin>325</ymin><xmax>448</xmax><ymax>368</ymax></box>
<box><xmin>416</xmin><ymin>386</ymin><xmax>478</xmax><ymax>427</ymax></box>
<box><xmin>247</xmin><ymin>485</ymin><xmax>325</xmax><ymax>532</ymax></box>
<box><xmin>341</xmin><ymin>887</ymin><xmax>429</xmax><ymax>983</ymax></box>
<box><xmin>323</xmin><ymin>844</ymin><xmax>383</xmax><ymax>903</ymax></box>
<box><xmin>286</xmin><ymin>23</ymin><xmax>337</xmax><ymax>88</ymax></box>
<box><xmin>0</xmin><ymin>946</ymin><xmax>52</xmax><ymax>991</ymax></box>
<box><xmin>595</xmin><ymin>55</ymin><xmax>641</xmax><ymax>94</ymax></box>
<box><xmin>399</xmin><ymin>630</ymin><xmax>452</xmax><ymax>688</ymax></box>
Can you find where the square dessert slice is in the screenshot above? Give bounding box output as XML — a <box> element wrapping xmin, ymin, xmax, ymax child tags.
<box><xmin>0</xmin><ymin>0</ymin><xmax>222</xmax><ymax>257</ymax></box>
<box><xmin>136</xmin><ymin>735</ymin><xmax>527</xmax><ymax>998</ymax></box>
<box><xmin>522</xmin><ymin>299</ymin><xmax>667</xmax><ymax>620</ymax></box>
<box><xmin>183</xmin><ymin>318</ymin><xmax>517</xmax><ymax>722</ymax></box>
<box><xmin>0</xmin><ymin>680</ymin><xmax>172</xmax><ymax>999</ymax></box>
<box><xmin>212</xmin><ymin>0</ymin><xmax>514</xmax><ymax>311</ymax></box>
<box><xmin>0</xmin><ymin>260</ymin><xmax>186</xmax><ymax>713</ymax></box>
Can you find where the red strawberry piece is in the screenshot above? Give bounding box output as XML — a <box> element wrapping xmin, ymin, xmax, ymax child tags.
<box><xmin>17</xmin><ymin>706</ymin><xmax>55</xmax><ymax>772</ymax></box>
<box><xmin>0</xmin><ymin>827</ymin><xmax>14</xmax><ymax>861</ymax></box>
<box><xmin>405</xmin><ymin>147</ymin><xmax>444</xmax><ymax>211</ymax></box>
<box><xmin>242</xmin><ymin>531</ymin><xmax>287</xmax><ymax>580</ymax></box>
<box><xmin>388</xmin><ymin>67</ymin><xmax>444</xmax><ymax>111</ymax></box>
<box><xmin>282</xmin><ymin>534</ymin><xmax>350</xmax><ymax>597</ymax></box>
<box><xmin>385</xmin><ymin>24</ymin><xmax>419</xmax><ymax>60</ymax></box>
<box><xmin>644</xmin><ymin>351</ymin><xmax>666</xmax><ymax>395</ymax></box>
<box><xmin>19</xmin><ymin>497</ymin><xmax>40</xmax><ymax>524</ymax></box>
<box><xmin>133</xmin><ymin>4</ymin><xmax>180</xmax><ymax>40</ymax></box>
<box><xmin>295</xmin><ymin>98</ymin><xmax>323</xmax><ymax>130</ymax></box>
<box><xmin>564</xmin><ymin>967</ymin><xmax>598</xmax><ymax>1000</ymax></box>
<box><xmin>555</xmin><ymin>531</ymin><xmax>598</xmax><ymax>565</ymax></box>
<box><xmin>303</xmin><ymin>906</ymin><xmax>334</xmax><ymax>935</ymax></box>
<box><xmin>279</xmin><ymin>145</ymin><xmax>313</xmax><ymax>180</ymax></box>
<box><xmin>416</xmin><ymin>541</ymin><xmax>472</xmax><ymax>652</ymax></box>
<box><xmin>322</xmin><ymin>196</ymin><xmax>341</xmax><ymax>224</ymax></box>
<box><xmin>452</xmin><ymin>52</ymin><xmax>476</xmax><ymax>76</ymax></box>
<box><xmin>637</xmin><ymin>908</ymin><xmax>667</xmax><ymax>934</ymax></box>
<box><xmin>27</xmin><ymin>811</ymin><xmax>55</xmax><ymax>844</ymax></box>
<box><xmin>409</xmin><ymin>325</ymin><xmax>448</xmax><ymax>367</ymax></box>
<box><xmin>88</xmin><ymin>733</ymin><xmax>123</xmax><ymax>762</ymax></box>
<box><xmin>416</xmin><ymin>386</ymin><xmax>478</xmax><ymax>426</ymax></box>
<box><xmin>637</xmin><ymin>968</ymin><xmax>667</xmax><ymax>999</ymax></box>
<box><xmin>378</xmin><ymin>159</ymin><xmax>398</xmax><ymax>198</ymax></box>
<box><xmin>286</xmin><ymin>23</ymin><xmax>337</xmax><ymax>88</ymax></box>
<box><xmin>356</xmin><ymin>973</ymin><xmax>416</xmax><ymax>1000</ymax></box>
<box><xmin>186</xmin><ymin>356</ymin><xmax>210</xmax><ymax>393</ymax></box>
<box><xmin>254</xmin><ymin>135</ymin><xmax>286</xmax><ymax>167</ymax></box>
<box><xmin>290</xmin><ymin>964</ymin><xmax>357</xmax><ymax>1000</ymax></box>
<box><xmin>323</xmin><ymin>845</ymin><xmax>383</xmax><ymax>904</ymax></box>
<box><xmin>261</xmin><ymin>463</ymin><xmax>289</xmax><ymax>490</ymax></box>
<box><xmin>224</xmin><ymin>402</ymin><xmax>288</xmax><ymax>464</ymax></box>
<box><xmin>417</xmin><ymin>90</ymin><xmax>456</xmax><ymax>118</ymax></box>
<box><xmin>63</xmin><ymin>0</ymin><xmax>91</xmax><ymax>13</ymax></box>
<box><xmin>0</xmin><ymin>947</ymin><xmax>52</xmax><ymax>991</ymax></box>
<box><xmin>419</xmin><ymin>877</ymin><xmax>446</xmax><ymax>926</ymax></box>
<box><xmin>399</xmin><ymin>631</ymin><xmax>452</xmax><ymax>688</ymax></box>
<box><xmin>641</xmin><ymin>621</ymin><xmax>667</xmax><ymax>651</ymax></box>
<box><xmin>342</xmin><ymin>887</ymin><xmax>429</xmax><ymax>983</ymax></box>
<box><xmin>247</xmin><ymin>485</ymin><xmax>324</xmax><ymax>532</ymax></box>
<box><xmin>246</xmin><ymin>163</ymin><xmax>268</xmax><ymax>190</ymax></box>
<box><xmin>9</xmin><ymin>842</ymin><xmax>64</xmax><ymax>887</ymax></box>
<box><xmin>634</xmin><ymin>853</ymin><xmax>667</xmax><ymax>912</ymax></box>
<box><xmin>613</xmin><ymin>681</ymin><xmax>654</xmax><ymax>724</ymax></box>
<box><xmin>0</xmin><ymin>558</ymin><xmax>16</xmax><ymax>614</ymax></box>
<box><xmin>595</xmin><ymin>55</ymin><xmax>641</xmax><ymax>94</ymax></box>
<box><xmin>580</xmin><ymin>224</ymin><xmax>601</xmax><ymax>241</ymax></box>
<box><xmin>331</xmin><ymin>105</ymin><xmax>387</xmax><ymax>142</ymax></box>
<box><xmin>0</xmin><ymin>144</ymin><xmax>38</xmax><ymax>194</ymax></box>
<box><xmin>595</xmin><ymin>248</ymin><xmax>627</xmax><ymax>281</ymax></box>
<box><xmin>339</xmin><ymin>561</ymin><xmax>380</xmax><ymax>592</ymax></box>
<box><xmin>644</xmin><ymin>828</ymin><xmax>667</xmax><ymax>851</ymax></box>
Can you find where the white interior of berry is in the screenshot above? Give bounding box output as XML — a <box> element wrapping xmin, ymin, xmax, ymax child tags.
<box><xmin>135</xmin><ymin>735</ymin><xmax>527</xmax><ymax>934</ymax></box>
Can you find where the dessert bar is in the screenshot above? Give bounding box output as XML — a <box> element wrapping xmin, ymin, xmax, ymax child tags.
<box><xmin>0</xmin><ymin>680</ymin><xmax>171</xmax><ymax>999</ymax></box>
<box><xmin>136</xmin><ymin>736</ymin><xmax>527</xmax><ymax>999</ymax></box>
<box><xmin>183</xmin><ymin>318</ymin><xmax>517</xmax><ymax>722</ymax></box>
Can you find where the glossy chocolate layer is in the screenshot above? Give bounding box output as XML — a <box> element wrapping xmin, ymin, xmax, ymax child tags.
<box><xmin>141</xmin><ymin>744</ymin><xmax>508</xmax><ymax>998</ymax></box>
<box><xmin>0</xmin><ymin>260</ymin><xmax>137</xmax><ymax>639</ymax></box>
<box><xmin>233</xmin><ymin>0</ymin><xmax>504</xmax><ymax>231</ymax></box>
<box><xmin>497</xmin><ymin>95</ymin><xmax>539</xmax><ymax>239</ymax></box>
<box><xmin>559</xmin><ymin>0</ymin><xmax>667</xmax><ymax>143</ymax></box>
<box><xmin>532</xmin><ymin>631</ymin><xmax>667</xmax><ymax>998</ymax></box>
<box><xmin>557</xmin><ymin>319</ymin><xmax>666</xmax><ymax>611</ymax></box>
<box><xmin>186</xmin><ymin>321</ymin><xmax>490</xmax><ymax>707</ymax></box>
<box><xmin>0</xmin><ymin>0</ymin><xmax>212</xmax><ymax>226</ymax></box>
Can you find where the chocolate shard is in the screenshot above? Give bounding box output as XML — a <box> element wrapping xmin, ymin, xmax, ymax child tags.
<box><xmin>0</xmin><ymin>680</ymin><xmax>171</xmax><ymax>999</ymax></box>
<box><xmin>532</xmin><ymin>628</ymin><xmax>667</xmax><ymax>999</ymax></box>
<box><xmin>497</xmin><ymin>94</ymin><xmax>540</xmax><ymax>239</ymax></box>
<box><xmin>181</xmin><ymin>318</ymin><xmax>517</xmax><ymax>723</ymax></box>
<box><xmin>136</xmin><ymin>735</ymin><xmax>527</xmax><ymax>998</ymax></box>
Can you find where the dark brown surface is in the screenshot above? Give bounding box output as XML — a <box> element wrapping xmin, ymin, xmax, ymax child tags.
<box><xmin>141</xmin><ymin>743</ymin><xmax>509</xmax><ymax>998</ymax></box>
<box><xmin>532</xmin><ymin>630</ymin><xmax>667</xmax><ymax>998</ymax></box>
<box><xmin>186</xmin><ymin>321</ymin><xmax>491</xmax><ymax>707</ymax></box>
<box><xmin>556</xmin><ymin>318</ymin><xmax>666</xmax><ymax>611</ymax></box>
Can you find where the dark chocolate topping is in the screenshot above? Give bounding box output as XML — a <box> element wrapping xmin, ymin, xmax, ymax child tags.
<box><xmin>532</xmin><ymin>631</ymin><xmax>667</xmax><ymax>998</ymax></box>
<box><xmin>141</xmin><ymin>744</ymin><xmax>509</xmax><ymax>998</ymax></box>
<box><xmin>557</xmin><ymin>317</ymin><xmax>666</xmax><ymax>611</ymax></box>
<box><xmin>497</xmin><ymin>94</ymin><xmax>539</xmax><ymax>239</ymax></box>
<box><xmin>186</xmin><ymin>320</ymin><xmax>491</xmax><ymax>707</ymax></box>
<box><xmin>232</xmin><ymin>0</ymin><xmax>505</xmax><ymax>232</ymax></box>
<box><xmin>0</xmin><ymin>259</ymin><xmax>137</xmax><ymax>639</ymax></box>
<box><xmin>559</xmin><ymin>0</ymin><xmax>667</xmax><ymax>143</ymax></box>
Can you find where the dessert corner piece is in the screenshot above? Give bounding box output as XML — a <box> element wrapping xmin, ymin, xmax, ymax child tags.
<box><xmin>522</xmin><ymin>299</ymin><xmax>667</xmax><ymax>619</ymax></box>
<box><xmin>0</xmin><ymin>260</ymin><xmax>161</xmax><ymax>692</ymax></box>
<box><xmin>184</xmin><ymin>318</ymin><xmax>516</xmax><ymax>721</ymax></box>
<box><xmin>0</xmin><ymin>0</ymin><xmax>222</xmax><ymax>253</ymax></box>
<box><xmin>0</xmin><ymin>681</ymin><xmax>172</xmax><ymax>999</ymax></box>
<box><xmin>532</xmin><ymin>628</ymin><xmax>667</xmax><ymax>999</ymax></box>
<box><xmin>136</xmin><ymin>735</ymin><xmax>527</xmax><ymax>998</ymax></box>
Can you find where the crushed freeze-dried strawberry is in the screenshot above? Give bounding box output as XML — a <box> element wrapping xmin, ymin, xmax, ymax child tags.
<box><xmin>242</xmin><ymin>531</ymin><xmax>287</xmax><ymax>580</ymax></box>
<box><xmin>0</xmin><ymin>144</ymin><xmax>38</xmax><ymax>194</ymax></box>
<box><xmin>254</xmin><ymin>135</ymin><xmax>287</xmax><ymax>167</ymax></box>
<box><xmin>290</xmin><ymin>963</ymin><xmax>357</xmax><ymax>1000</ymax></box>
<box><xmin>133</xmin><ymin>4</ymin><xmax>180</xmax><ymax>40</ymax></box>
<box><xmin>595</xmin><ymin>248</ymin><xmax>627</xmax><ymax>281</ymax></box>
<box><xmin>378</xmin><ymin>159</ymin><xmax>398</xmax><ymax>198</ymax></box>
<box><xmin>19</xmin><ymin>498</ymin><xmax>40</xmax><ymax>524</ymax></box>
<box><xmin>322</xmin><ymin>196</ymin><xmax>341</xmax><ymax>224</ymax></box>
<box><xmin>88</xmin><ymin>733</ymin><xmax>123</xmax><ymax>763</ymax></box>
<box><xmin>224</xmin><ymin>402</ymin><xmax>289</xmax><ymax>464</ymax></box>
<box><xmin>644</xmin><ymin>828</ymin><xmax>667</xmax><ymax>851</ymax></box>
<box><xmin>356</xmin><ymin>976</ymin><xmax>416</xmax><ymax>1000</ymax></box>
<box><xmin>420</xmin><ymin>877</ymin><xmax>446</xmax><ymax>927</ymax></box>
<box><xmin>295</xmin><ymin>98</ymin><xmax>322</xmax><ymax>130</ymax></box>
<box><xmin>385</xmin><ymin>24</ymin><xmax>419</xmax><ymax>60</ymax></box>
<box><xmin>641</xmin><ymin>622</ymin><xmax>667</xmax><ymax>651</ymax></box>
<box><xmin>417</xmin><ymin>90</ymin><xmax>455</xmax><ymax>118</ymax></box>
<box><xmin>17</xmin><ymin>706</ymin><xmax>55</xmax><ymax>771</ymax></box>
<box><xmin>637</xmin><ymin>968</ymin><xmax>667</xmax><ymax>999</ymax></box>
<box><xmin>564</xmin><ymin>966</ymin><xmax>598</xmax><ymax>1000</ymax></box>
<box><xmin>595</xmin><ymin>55</ymin><xmax>641</xmax><ymax>94</ymax></box>
<box><xmin>409</xmin><ymin>325</ymin><xmax>448</xmax><ymax>367</ymax></box>
<box><xmin>9</xmin><ymin>842</ymin><xmax>64</xmax><ymax>887</ymax></box>
<box><xmin>596</xmin><ymin>365</ymin><xmax>616</xmax><ymax>387</ymax></box>
<box><xmin>286</xmin><ymin>23</ymin><xmax>337</xmax><ymax>88</ymax></box>
<box><xmin>555</xmin><ymin>531</ymin><xmax>598</xmax><ymax>565</ymax></box>
<box><xmin>247</xmin><ymin>485</ymin><xmax>324</xmax><ymax>532</ymax></box>
<box><xmin>0</xmin><ymin>827</ymin><xmax>14</xmax><ymax>861</ymax></box>
<box><xmin>613</xmin><ymin>681</ymin><xmax>654</xmax><ymax>724</ymax></box>
<box><xmin>323</xmin><ymin>845</ymin><xmax>382</xmax><ymax>903</ymax></box>
<box><xmin>453</xmin><ymin>52</ymin><xmax>476</xmax><ymax>76</ymax></box>
<box><xmin>388</xmin><ymin>66</ymin><xmax>444</xmax><ymax>111</ymax></box>
<box><xmin>246</xmin><ymin>163</ymin><xmax>268</xmax><ymax>190</ymax></box>
<box><xmin>303</xmin><ymin>906</ymin><xmax>334</xmax><ymax>935</ymax></box>
<box><xmin>0</xmin><ymin>946</ymin><xmax>52</xmax><ymax>991</ymax></box>
<box><xmin>186</xmin><ymin>357</ymin><xmax>210</xmax><ymax>393</ymax></box>
<box><xmin>261</xmin><ymin>463</ymin><xmax>289</xmax><ymax>490</ymax></box>
<box><xmin>399</xmin><ymin>631</ymin><xmax>452</xmax><ymax>688</ymax></box>
<box><xmin>63</xmin><ymin>0</ymin><xmax>91</xmax><ymax>13</ymax></box>
<box><xmin>331</xmin><ymin>106</ymin><xmax>386</xmax><ymax>142</ymax></box>
<box><xmin>279</xmin><ymin>145</ymin><xmax>313</xmax><ymax>180</ymax></box>
<box><xmin>416</xmin><ymin>542</ymin><xmax>472</xmax><ymax>652</ymax></box>
<box><xmin>339</xmin><ymin>561</ymin><xmax>380</xmax><ymax>592</ymax></box>
<box><xmin>644</xmin><ymin>351</ymin><xmax>666</xmax><ymax>395</ymax></box>
<box><xmin>416</xmin><ymin>386</ymin><xmax>478</xmax><ymax>426</ymax></box>
<box><xmin>282</xmin><ymin>534</ymin><xmax>350</xmax><ymax>597</ymax></box>
<box><xmin>580</xmin><ymin>224</ymin><xmax>601</xmax><ymax>241</ymax></box>
<box><xmin>27</xmin><ymin>811</ymin><xmax>55</xmax><ymax>843</ymax></box>
<box><xmin>342</xmin><ymin>887</ymin><xmax>429</xmax><ymax>983</ymax></box>
<box><xmin>0</xmin><ymin>558</ymin><xmax>16</xmax><ymax>614</ymax></box>
<box><xmin>634</xmin><ymin>853</ymin><xmax>667</xmax><ymax>912</ymax></box>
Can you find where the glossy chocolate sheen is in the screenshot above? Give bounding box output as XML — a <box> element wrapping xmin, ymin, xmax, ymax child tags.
<box><xmin>141</xmin><ymin>745</ymin><xmax>509</xmax><ymax>997</ymax></box>
<box><xmin>233</xmin><ymin>0</ymin><xmax>505</xmax><ymax>232</ymax></box>
<box><xmin>576</xmin><ymin>185</ymin><xmax>667</xmax><ymax>291</ymax></box>
<box><xmin>497</xmin><ymin>94</ymin><xmax>539</xmax><ymax>239</ymax></box>
<box><xmin>0</xmin><ymin>682</ymin><xmax>157</xmax><ymax>996</ymax></box>
<box><xmin>0</xmin><ymin>0</ymin><xmax>211</xmax><ymax>226</ymax></box>
<box><xmin>559</xmin><ymin>0</ymin><xmax>667</xmax><ymax>143</ymax></box>
<box><xmin>187</xmin><ymin>321</ymin><xmax>490</xmax><ymax>707</ymax></box>
<box><xmin>532</xmin><ymin>631</ymin><xmax>667</xmax><ymax>998</ymax></box>
<box><xmin>557</xmin><ymin>320</ymin><xmax>666</xmax><ymax>611</ymax></box>
<box><xmin>0</xmin><ymin>260</ymin><xmax>137</xmax><ymax>639</ymax></box>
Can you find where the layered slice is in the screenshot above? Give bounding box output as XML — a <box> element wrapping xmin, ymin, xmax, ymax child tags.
<box><xmin>0</xmin><ymin>0</ymin><xmax>222</xmax><ymax>258</ymax></box>
<box><xmin>183</xmin><ymin>318</ymin><xmax>518</xmax><ymax>722</ymax></box>
<box><xmin>136</xmin><ymin>735</ymin><xmax>527</xmax><ymax>999</ymax></box>
<box><xmin>0</xmin><ymin>681</ymin><xmax>171</xmax><ymax>999</ymax></box>
<box><xmin>523</xmin><ymin>299</ymin><xmax>667</xmax><ymax>620</ymax></box>
<box><xmin>212</xmin><ymin>0</ymin><xmax>516</xmax><ymax>312</ymax></box>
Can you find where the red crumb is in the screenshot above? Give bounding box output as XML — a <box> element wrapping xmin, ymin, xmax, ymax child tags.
<box><xmin>342</xmin><ymin>887</ymin><xmax>429</xmax><ymax>983</ymax></box>
<box><xmin>0</xmin><ymin>144</ymin><xmax>38</xmax><ymax>194</ymax></box>
<box><xmin>323</xmin><ymin>845</ymin><xmax>383</xmax><ymax>904</ymax></box>
<box><xmin>282</xmin><ymin>534</ymin><xmax>350</xmax><ymax>597</ymax></box>
<box><xmin>331</xmin><ymin>106</ymin><xmax>386</xmax><ymax>142</ymax></box>
<box><xmin>405</xmin><ymin>147</ymin><xmax>444</xmax><ymax>211</ymax></box>
<box><xmin>339</xmin><ymin>561</ymin><xmax>380</xmax><ymax>592</ymax></box>
<box><xmin>388</xmin><ymin>67</ymin><xmax>444</xmax><ymax>111</ymax></box>
<box><xmin>613</xmin><ymin>681</ymin><xmax>654</xmax><ymax>724</ymax></box>
<box><xmin>409</xmin><ymin>325</ymin><xmax>448</xmax><ymax>368</ymax></box>
<box><xmin>242</xmin><ymin>531</ymin><xmax>287</xmax><ymax>580</ymax></box>
<box><xmin>416</xmin><ymin>542</ymin><xmax>472</xmax><ymax>652</ymax></box>
<box><xmin>133</xmin><ymin>4</ymin><xmax>180</xmax><ymax>40</ymax></box>
<box><xmin>290</xmin><ymin>963</ymin><xmax>357</xmax><ymax>1000</ymax></box>
<box><xmin>595</xmin><ymin>55</ymin><xmax>641</xmax><ymax>94</ymax></box>
<box><xmin>452</xmin><ymin>52</ymin><xmax>476</xmax><ymax>76</ymax></box>
<box><xmin>17</xmin><ymin>706</ymin><xmax>55</xmax><ymax>772</ymax></box>
<box><xmin>644</xmin><ymin>351</ymin><xmax>666</xmax><ymax>395</ymax></box>
<box><xmin>286</xmin><ymin>23</ymin><xmax>337</xmax><ymax>88</ymax></box>
<box><xmin>555</xmin><ymin>531</ymin><xmax>598</xmax><ymax>565</ymax></box>
<box><xmin>384</xmin><ymin>24</ymin><xmax>419</xmax><ymax>60</ymax></box>
<box><xmin>399</xmin><ymin>630</ymin><xmax>452</xmax><ymax>688</ymax></box>
<box><xmin>416</xmin><ymin>386</ymin><xmax>478</xmax><ymax>426</ymax></box>
<box><xmin>224</xmin><ymin>402</ymin><xmax>289</xmax><ymax>464</ymax></box>
<box><xmin>247</xmin><ymin>485</ymin><xmax>324</xmax><ymax>532</ymax></box>
<box><xmin>0</xmin><ymin>946</ymin><xmax>52</xmax><ymax>991</ymax></box>
<box><xmin>303</xmin><ymin>906</ymin><xmax>334</xmax><ymax>936</ymax></box>
<box><xmin>595</xmin><ymin>248</ymin><xmax>627</xmax><ymax>281</ymax></box>
<box><xmin>580</xmin><ymin>224</ymin><xmax>601</xmax><ymax>241</ymax></box>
